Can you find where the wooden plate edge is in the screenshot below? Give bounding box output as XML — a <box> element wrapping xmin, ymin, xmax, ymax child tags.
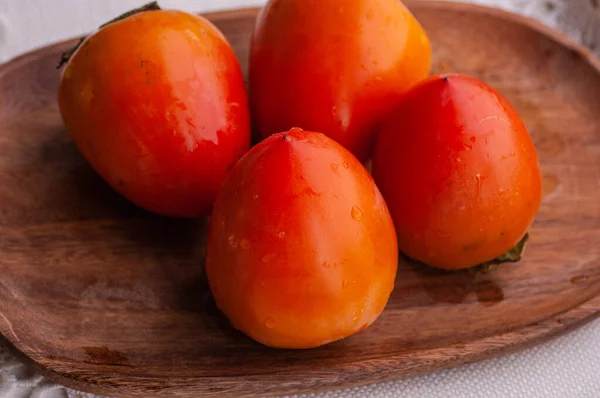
<box><xmin>1</xmin><ymin>294</ymin><xmax>597</xmax><ymax>397</ymax></box>
<box><xmin>1</xmin><ymin>1</ymin><xmax>600</xmax><ymax>73</ymax></box>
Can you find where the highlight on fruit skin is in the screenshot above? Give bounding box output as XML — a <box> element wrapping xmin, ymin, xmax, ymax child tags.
<box><xmin>372</xmin><ymin>73</ymin><xmax>542</xmax><ymax>270</ymax></box>
<box><xmin>249</xmin><ymin>0</ymin><xmax>432</xmax><ymax>163</ymax></box>
<box><xmin>205</xmin><ymin>128</ymin><xmax>399</xmax><ymax>349</ymax></box>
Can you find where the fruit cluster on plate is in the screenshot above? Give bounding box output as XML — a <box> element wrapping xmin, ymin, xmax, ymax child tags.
<box><xmin>57</xmin><ymin>0</ymin><xmax>542</xmax><ymax>349</ymax></box>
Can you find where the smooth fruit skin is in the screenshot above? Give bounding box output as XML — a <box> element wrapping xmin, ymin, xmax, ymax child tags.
<box><xmin>58</xmin><ymin>10</ymin><xmax>250</xmax><ymax>218</ymax></box>
<box><xmin>206</xmin><ymin>128</ymin><xmax>398</xmax><ymax>349</ymax></box>
<box><xmin>372</xmin><ymin>74</ymin><xmax>543</xmax><ymax>270</ymax></box>
<box><xmin>249</xmin><ymin>0</ymin><xmax>431</xmax><ymax>163</ymax></box>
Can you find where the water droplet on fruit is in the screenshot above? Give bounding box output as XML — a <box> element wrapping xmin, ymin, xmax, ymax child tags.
<box><xmin>511</xmin><ymin>152</ymin><xmax>516</xmax><ymax>157</ymax></box>
<box><xmin>228</xmin><ymin>235</ymin><xmax>238</xmax><ymax>248</ymax></box>
<box><xmin>543</xmin><ymin>175</ymin><xmax>560</xmax><ymax>197</ymax></box>
<box><xmin>571</xmin><ymin>275</ymin><xmax>589</xmax><ymax>285</ymax></box>
<box><xmin>240</xmin><ymin>239</ymin><xmax>251</xmax><ymax>249</ymax></box>
<box><xmin>331</xmin><ymin>163</ymin><xmax>339</xmax><ymax>171</ymax></box>
<box><xmin>278</xmin><ymin>232</ymin><xmax>286</xmax><ymax>238</ymax></box>
<box><xmin>264</xmin><ymin>317</ymin><xmax>276</xmax><ymax>328</ymax></box>
<box><xmin>342</xmin><ymin>162</ymin><xmax>349</xmax><ymax>169</ymax></box>
<box><xmin>322</xmin><ymin>262</ymin><xmax>332</xmax><ymax>268</ymax></box>
<box><xmin>475</xmin><ymin>174</ymin><xmax>483</xmax><ymax>201</ymax></box>
<box><xmin>253</xmin><ymin>194</ymin><xmax>259</xmax><ymax>200</ymax></box>
<box><xmin>457</xmin><ymin>157</ymin><xmax>462</xmax><ymax>163</ymax></box>
<box><xmin>342</xmin><ymin>279</ymin><xmax>349</xmax><ymax>288</ymax></box>
<box><xmin>261</xmin><ymin>253</ymin><xmax>276</xmax><ymax>263</ymax></box>
<box><xmin>351</xmin><ymin>206</ymin><xmax>363</xmax><ymax>221</ymax></box>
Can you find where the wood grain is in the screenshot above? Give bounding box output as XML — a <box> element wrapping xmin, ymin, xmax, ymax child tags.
<box><xmin>0</xmin><ymin>1</ymin><xmax>599</xmax><ymax>397</ymax></box>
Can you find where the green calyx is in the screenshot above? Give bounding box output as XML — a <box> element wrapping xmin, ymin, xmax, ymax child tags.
<box><xmin>476</xmin><ymin>233</ymin><xmax>529</xmax><ymax>273</ymax></box>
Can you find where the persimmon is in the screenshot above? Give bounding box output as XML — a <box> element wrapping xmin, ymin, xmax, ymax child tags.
<box><xmin>58</xmin><ymin>4</ymin><xmax>250</xmax><ymax>217</ymax></box>
<box><xmin>249</xmin><ymin>0</ymin><xmax>431</xmax><ymax>162</ymax></box>
<box><xmin>206</xmin><ymin>128</ymin><xmax>398</xmax><ymax>348</ymax></box>
<box><xmin>373</xmin><ymin>74</ymin><xmax>542</xmax><ymax>270</ymax></box>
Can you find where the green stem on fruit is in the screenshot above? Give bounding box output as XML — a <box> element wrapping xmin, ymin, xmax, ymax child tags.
<box><xmin>477</xmin><ymin>233</ymin><xmax>530</xmax><ymax>273</ymax></box>
<box><xmin>402</xmin><ymin>232</ymin><xmax>531</xmax><ymax>273</ymax></box>
<box><xmin>56</xmin><ymin>1</ymin><xmax>162</xmax><ymax>69</ymax></box>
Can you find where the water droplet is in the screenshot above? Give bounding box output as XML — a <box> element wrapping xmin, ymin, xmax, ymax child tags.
<box><xmin>475</xmin><ymin>280</ymin><xmax>505</xmax><ymax>306</ymax></box>
<box><xmin>511</xmin><ymin>152</ymin><xmax>516</xmax><ymax>157</ymax></box>
<box><xmin>342</xmin><ymin>279</ymin><xmax>349</xmax><ymax>288</ymax></box>
<box><xmin>342</xmin><ymin>162</ymin><xmax>349</xmax><ymax>169</ymax></box>
<box><xmin>475</xmin><ymin>174</ymin><xmax>483</xmax><ymax>200</ymax></box>
<box><xmin>322</xmin><ymin>262</ymin><xmax>332</xmax><ymax>268</ymax></box>
<box><xmin>261</xmin><ymin>253</ymin><xmax>276</xmax><ymax>263</ymax></box>
<box><xmin>543</xmin><ymin>175</ymin><xmax>560</xmax><ymax>197</ymax></box>
<box><xmin>457</xmin><ymin>157</ymin><xmax>462</xmax><ymax>163</ymax></box>
<box><xmin>498</xmin><ymin>187</ymin><xmax>505</xmax><ymax>194</ymax></box>
<box><xmin>470</xmin><ymin>136</ymin><xmax>477</xmax><ymax>143</ymax></box>
<box><xmin>240</xmin><ymin>239</ymin><xmax>251</xmax><ymax>249</ymax></box>
<box><xmin>351</xmin><ymin>206</ymin><xmax>363</xmax><ymax>221</ymax></box>
<box><xmin>331</xmin><ymin>106</ymin><xmax>337</xmax><ymax>115</ymax></box>
<box><xmin>253</xmin><ymin>194</ymin><xmax>259</xmax><ymax>200</ymax></box>
<box><xmin>278</xmin><ymin>231</ymin><xmax>286</xmax><ymax>238</ymax></box>
<box><xmin>264</xmin><ymin>317</ymin><xmax>276</xmax><ymax>328</ymax></box>
<box><xmin>331</xmin><ymin>163</ymin><xmax>339</xmax><ymax>171</ymax></box>
<box><xmin>571</xmin><ymin>275</ymin><xmax>589</xmax><ymax>285</ymax></box>
<box><xmin>501</xmin><ymin>155</ymin><xmax>507</xmax><ymax>161</ymax></box>
<box><xmin>228</xmin><ymin>235</ymin><xmax>238</xmax><ymax>248</ymax></box>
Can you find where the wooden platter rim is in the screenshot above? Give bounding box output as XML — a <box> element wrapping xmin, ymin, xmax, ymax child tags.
<box><xmin>0</xmin><ymin>1</ymin><xmax>599</xmax><ymax>397</ymax></box>
<box><xmin>4</xmin><ymin>296</ymin><xmax>598</xmax><ymax>397</ymax></box>
<box><xmin>1</xmin><ymin>1</ymin><xmax>600</xmax><ymax>73</ymax></box>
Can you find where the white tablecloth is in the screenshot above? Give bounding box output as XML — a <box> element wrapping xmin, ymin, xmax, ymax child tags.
<box><xmin>0</xmin><ymin>1</ymin><xmax>598</xmax><ymax>397</ymax></box>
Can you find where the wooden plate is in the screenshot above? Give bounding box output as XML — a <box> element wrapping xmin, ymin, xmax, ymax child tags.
<box><xmin>0</xmin><ymin>1</ymin><xmax>599</xmax><ymax>397</ymax></box>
